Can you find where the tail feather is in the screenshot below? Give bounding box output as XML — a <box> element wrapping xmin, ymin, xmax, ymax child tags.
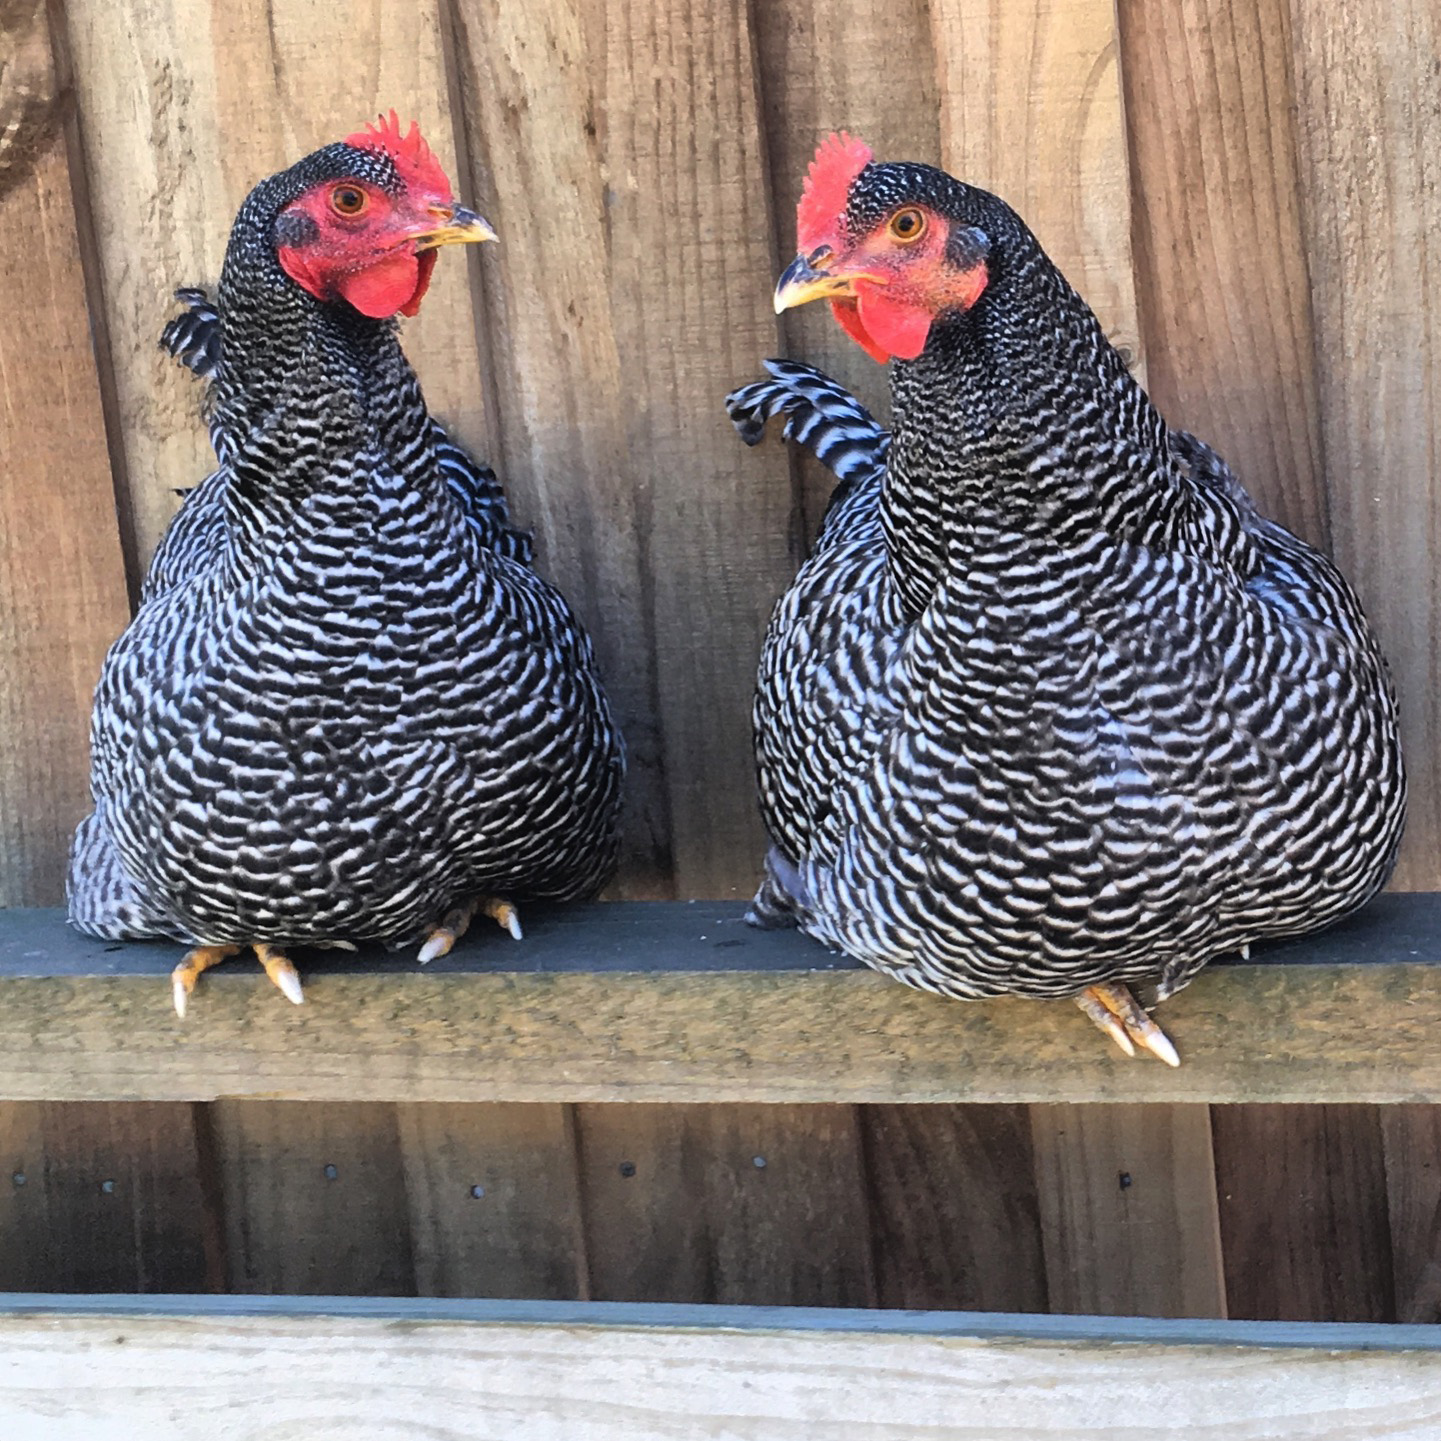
<box><xmin>725</xmin><ymin>359</ymin><xmax>890</xmax><ymax>483</ymax></box>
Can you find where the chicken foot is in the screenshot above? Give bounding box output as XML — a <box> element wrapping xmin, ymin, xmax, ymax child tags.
<box><xmin>417</xmin><ymin>895</ymin><xmax>523</xmax><ymax>964</ymax></box>
<box><xmin>1075</xmin><ymin>982</ymin><xmax>1181</xmax><ymax>1067</ymax></box>
<box><xmin>171</xmin><ymin>941</ymin><xmax>306</xmax><ymax>1017</ymax></box>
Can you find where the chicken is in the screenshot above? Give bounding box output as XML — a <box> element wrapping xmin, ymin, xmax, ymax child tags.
<box><xmin>68</xmin><ymin>113</ymin><xmax>624</xmax><ymax>1014</ymax></box>
<box><xmin>726</xmin><ymin>135</ymin><xmax>1406</xmax><ymax>1063</ymax></box>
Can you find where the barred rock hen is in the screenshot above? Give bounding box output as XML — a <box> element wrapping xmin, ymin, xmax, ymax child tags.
<box><xmin>727</xmin><ymin>135</ymin><xmax>1405</xmax><ymax>1063</ymax></box>
<box><xmin>69</xmin><ymin>115</ymin><xmax>623</xmax><ymax>1014</ymax></box>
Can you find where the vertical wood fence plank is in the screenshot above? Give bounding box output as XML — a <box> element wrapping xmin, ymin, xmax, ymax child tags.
<box><xmin>0</xmin><ymin>1</ymin><xmax>131</xmax><ymax>906</ymax></box>
<box><xmin>1212</xmin><ymin>1104</ymin><xmax>1395</xmax><ymax>1322</ymax></box>
<box><xmin>1288</xmin><ymin>0</ymin><xmax>1441</xmax><ymax>890</ymax></box>
<box><xmin>1118</xmin><ymin>0</ymin><xmax>1391</xmax><ymax>1329</ymax></box>
<box><xmin>749</xmin><ymin>0</ymin><xmax>940</xmax><ymax>535</ymax></box>
<box><xmin>930</xmin><ymin>0</ymin><xmax>1229</xmax><ymax>1319</ymax></box>
<box><xmin>1117</xmin><ymin>0</ymin><xmax>1326</xmax><ymax>543</ymax></box>
<box><xmin>59</xmin><ymin>0</ymin><xmax>491</xmax><ymax>571</ymax></box>
<box><xmin>210</xmin><ymin>1102</ymin><xmax>416</xmax><ymax>1296</ymax></box>
<box><xmin>1380</xmin><ymin>1107</ymin><xmax>1441</xmax><ymax>1323</ymax></box>
<box><xmin>0</xmin><ymin>1103</ymin><xmax>213</xmax><ymax>1292</ymax></box>
<box><xmin>448</xmin><ymin>0</ymin><xmax>795</xmax><ymax>898</ymax></box>
<box><xmin>1030</xmin><ymin>1104</ymin><xmax>1226</xmax><ymax>1318</ymax></box>
<box><xmin>860</xmin><ymin>1104</ymin><xmax>1048</xmax><ymax>1312</ymax></box>
<box><xmin>930</xmin><ymin>0</ymin><xmax>1143</xmax><ymax>371</ymax></box>
<box><xmin>396</xmin><ymin>1103</ymin><xmax>588</xmax><ymax>1300</ymax></box>
<box><xmin>574</xmin><ymin>1104</ymin><xmax>875</xmax><ymax>1307</ymax></box>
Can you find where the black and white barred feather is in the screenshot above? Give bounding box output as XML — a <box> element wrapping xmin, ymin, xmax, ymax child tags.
<box><xmin>70</xmin><ymin>142</ymin><xmax>622</xmax><ymax>949</ymax></box>
<box><xmin>158</xmin><ymin>285</ymin><xmax>534</xmax><ymax>568</ymax></box>
<box><xmin>728</xmin><ymin>162</ymin><xmax>1405</xmax><ymax>1004</ymax></box>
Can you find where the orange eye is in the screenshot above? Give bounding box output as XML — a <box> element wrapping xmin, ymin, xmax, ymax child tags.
<box><xmin>888</xmin><ymin>207</ymin><xmax>926</xmax><ymax>243</ymax></box>
<box><xmin>331</xmin><ymin>185</ymin><xmax>368</xmax><ymax>217</ymax></box>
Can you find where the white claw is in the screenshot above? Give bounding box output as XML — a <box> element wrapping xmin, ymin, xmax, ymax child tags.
<box><xmin>1142</xmin><ymin>1029</ymin><xmax>1182</xmax><ymax>1069</ymax></box>
<box><xmin>275</xmin><ymin>966</ymin><xmax>305</xmax><ymax>1006</ymax></box>
<box><xmin>1101</xmin><ymin>1017</ymin><xmax>1136</xmax><ymax>1058</ymax></box>
<box><xmin>504</xmin><ymin>911</ymin><xmax>523</xmax><ymax>941</ymax></box>
<box><xmin>172</xmin><ymin>976</ymin><xmax>188</xmax><ymax>1020</ymax></box>
<box><xmin>417</xmin><ymin>934</ymin><xmax>449</xmax><ymax>965</ymax></box>
<box><xmin>1240</xmin><ymin>942</ymin><xmax>1251</xmax><ymax>960</ymax></box>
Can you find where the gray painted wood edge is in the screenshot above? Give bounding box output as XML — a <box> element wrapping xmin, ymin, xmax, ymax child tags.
<box><xmin>2</xmin><ymin>1294</ymin><xmax>1440</xmax><ymax>1351</ymax></box>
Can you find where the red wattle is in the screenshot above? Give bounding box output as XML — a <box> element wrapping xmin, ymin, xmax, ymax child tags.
<box><xmin>829</xmin><ymin>299</ymin><xmax>891</xmax><ymax>365</ymax></box>
<box><xmin>337</xmin><ymin>251</ymin><xmax>423</xmax><ymax>318</ymax></box>
<box><xmin>399</xmin><ymin>250</ymin><xmax>438</xmax><ymax>318</ymax></box>
<box><xmin>854</xmin><ymin>283</ymin><xmax>932</xmax><ymax>361</ymax></box>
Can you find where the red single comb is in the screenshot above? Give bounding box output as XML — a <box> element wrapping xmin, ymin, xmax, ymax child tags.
<box><xmin>346</xmin><ymin>110</ymin><xmax>452</xmax><ymax>198</ymax></box>
<box><xmin>797</xmin><ymin>132</ymin><xmax>873</xmax><ymax>252</ymax></box>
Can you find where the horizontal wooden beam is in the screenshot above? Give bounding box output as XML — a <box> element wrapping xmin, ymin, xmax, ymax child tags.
<box><xmin>0</xmin><ymin>897</ymin><xmax>1437</xmax><ymax>1104</ymax></box>
<box><xmin>0</xmin><ymin>1296</ymin><xmax>1438</xmax><ymax>1439</ymax></box>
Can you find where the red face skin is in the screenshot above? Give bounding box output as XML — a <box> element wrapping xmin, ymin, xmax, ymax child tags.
<box><xmin>783</xmin><ymin>133</ymin><xmax>989</xmax><ymax>363</ymax></box>
<box><xmin>276</xmin><ymin>177</ymin><xmax>452</xmax><ymax>320</ymax></box>
<box><xmin>820</xmin><ymin>206</ymin><xmax>990</xmax><ymax>365</ymax></box>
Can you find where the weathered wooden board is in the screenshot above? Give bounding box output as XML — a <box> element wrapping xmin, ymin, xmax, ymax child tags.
<box><xmin>58</xmin><ymin>0</ymin><xmax>491</xmax><ymax>572</ymax></box>
<box><xmin>931</xmin><ymin>0</ymin><xmax>1142</xmax><ymax>371</ymax></box>
<box><xmin>1213</xmin><ymin>1104</ymin><xmax>1396</xmax><ymax>1322</ymax></box>
<box><xmin>1</xmin><ymin>900</ymin><xmax>1440</xmax><ymax>1104</ymax></box>
<box><xmin>396</xmin><ymin>1102</ymin><xmax>588</xmax><ymax>1300</ymax></box>
<box><xmin>448</xmin><ymin>0</ymin><xmax>796</xmax><ymax>897</ymax></box>
<box><xmin>1288</xmin><ymin>0</ymin><xmax>1441</xmax><ymax>890</ymax></box>
<box><xmin>1118</xmin><ymin>0</ymin><xmax>1326</xmax><ymax>545</ymax></box>
<box><xmin>208</xmin><ymin>1101</ymin><xmax>415</xmax><ymax>1296</ymax></box>
<box><xmin>0</xmin><ymin>1102</ymin><xmax>214</xmax><ymax>1293</ymax></box>
<box><xmin>749</xmin><ymin>0</ymin><xmax>939</xmax><ymax>535</ymax></box>
<box><xmin>1380</xmin><ymin>1106</ymin><xmax>1441</xmax><ymax>1323</ymax></box>
<box><xmin>0</xmin><ymin>4</ymin><xmax>131</xmax><ymax>906</ymax></box>
<box><xmin>1031</xmin><ymin>1103</ymin><xmax>1226</xmax><ymax>1318</ymax></box>
<box><xmin>860</xmin><ymin>1104</ymin><xmax>1049</xmax><ymax>1312</ymax></box>
<box><xmin>2</xmin><ymin>1302</ymin><xmax>1441</xmax><ymax>1440</ymax></box>
<box><xmin>575</xmin><ymin>1104</ymin><xmax>875</xmax><ymax>1306</ymax></box>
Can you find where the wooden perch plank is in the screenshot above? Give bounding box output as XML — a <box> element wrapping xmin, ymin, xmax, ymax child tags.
<box><xmin>2</xmin><ymin>1302</ymin><xmax>1441</xmax><ymax>1439</ymax></box>
<box><xmin>1</xmin><ymin>899</ymin><xmax>1440</xmax><ymax>1104</ymax></box>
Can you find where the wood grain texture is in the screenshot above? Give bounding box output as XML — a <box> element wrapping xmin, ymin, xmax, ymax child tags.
<box><xmin>448</xmin><ymin>0</ymin><xmax>795</xmax><ymax>897</ymax></box>
<box><xmin>58</xmin><ymin>0</ymin><xmax>491</xmax><ymax>570</ymax></box>
<box><xmin>5</xmin><ymin>1309</ymin><xmax>1441</xmax><ymax>1440</ymax></box>
<box><xmin>1118</xmin><ymin>0</ymin><xmax>1326</xmax><ymax>545</ymax></box>
<box><xmin>575</xmin><ymin>1104</ymin><xmax>875</xmax><ymax>1306</ymax></box>
<box><xmin>6</xmin><ymin>900</ymin><xmax>1441</xmax><ymax>1102</ymax></box>
<box><xmin>1212</xmin><ymin>1104</ymin><xmax>1395</xmax><ymax>1322</ymax></box>
<box><xmin>0</xmin><ymin>14</ymin><xmax>130</xmax><ymax>907</ymax></box>
<box><xmin>860</xmin><ymin>1104</ymin><xmax>1048</xmax><ymax>1312</ymax></box>
<box><xmin>749</xmin><ymin>0</ymin><xmax>939</xmax><ymax>536</ymax></box>
<box><xmin>209</xmin><ymin>1101</ymin><xmax>415</xmax><ymax>1296</ymax></box>
<box><xmin>1287</xmin><ymin>0</ymin><xmax>1441</xmax><ymax>890</ymax></box>
<box><xmin>930</xmin><ymin>0</ymin><xmax>1142</xmax><ymax>370</ymax></box>
<box><xmin>396</xmin><ymin>1102</ymin><xmax>587</xmax><ymax>1300</ymax></box>
<box><xmin>0</xmin><ymin>1102</ymin><xmax>213</xmax><ymax>1292</ymax></box>
<box><xmin>1030</xmin><ymin>1104</ymin><xmax>1226</xmax><ymax>1318</ymax></box>
<box><xmin>1380</xmin><ymin>1107</ymin><xmax>1441</xmax><ymax>1323</ymax></box>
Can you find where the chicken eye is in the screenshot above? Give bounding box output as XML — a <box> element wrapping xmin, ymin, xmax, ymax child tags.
<box><xmin>889</xmin><ymin>207</ymin><xmax>927</xmax><ymax>243</ymax></box>
<box><xmin>331</xmin><ymin>186</ymin><xmax>368</xmax><ymax>217</ymax></box>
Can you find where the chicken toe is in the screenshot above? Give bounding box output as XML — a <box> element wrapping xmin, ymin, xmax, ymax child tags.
<box><xmin>1076</xmin><ymin>982</ymin><xmax>1180</xmax><ymax>1067</ymax></box>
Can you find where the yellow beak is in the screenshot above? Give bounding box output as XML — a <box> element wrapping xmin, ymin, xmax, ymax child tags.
<box><xmin>772</xmin><ymin>250</ymin><xmax>870</xmax><ymax>312</ymax></box>
<box><xmin>413</xmin><ymin>203</ymin><xmax>498</xmax><ymax>251</ymax></box>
